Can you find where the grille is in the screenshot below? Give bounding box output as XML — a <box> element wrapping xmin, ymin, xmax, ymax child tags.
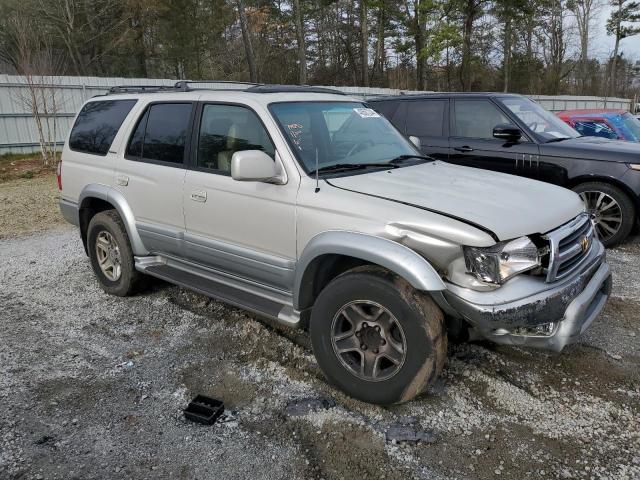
<box><xmin>544</xmin><ymin>213</ymin><xmax>594</xmax><ymax>283</ymax></box>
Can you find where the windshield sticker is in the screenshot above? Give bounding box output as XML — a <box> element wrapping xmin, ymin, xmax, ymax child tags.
<box><xmin>353</xmin><ymin>108</ymin><xmax>380</xmax><ymax>118</ymax></box>
<box><xmin>546</xmin><ymin>131</ymin><xmax>565</xmax><ymax>138</ymax></box>
<box><xmin>286</xmin><ymin>123</ymin><xmax>304</xmax><ymax>149</ymax></box>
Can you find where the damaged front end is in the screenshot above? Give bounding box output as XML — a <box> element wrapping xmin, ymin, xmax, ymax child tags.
<box><xmin>442</xmin><ymin>214</ymin><xmax>612</xmax><ymax>352</ymax></box>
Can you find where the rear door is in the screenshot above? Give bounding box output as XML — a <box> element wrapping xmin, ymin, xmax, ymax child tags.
<box><xmin>403</xmin><ymin>98</ymin><xmax>449</xmax><ymax>161</ymax></box>
<box><xmin>114</xmin><ymin>101</ymin><xmax>196</xmax><ymax>257</ymax></box>
<box><xmin>448</xmin><ymin>98</ymin><xmax>540</xmax><ymax>178</ymax></box>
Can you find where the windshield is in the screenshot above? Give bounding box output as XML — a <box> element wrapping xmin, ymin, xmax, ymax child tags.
<box><xmin>269</xmin><ymin>102</ymin><xmax>420</xmax><ymax>173</ymax></box>
<box><xmin>620</xmin><ymin>112</ymin><xmax>640</xmax><ymax>141</ymax></box>
<box><xmin>499</xmin><ymin>97</ymin><xmax>580</xmax><ymax>141</ymax></box>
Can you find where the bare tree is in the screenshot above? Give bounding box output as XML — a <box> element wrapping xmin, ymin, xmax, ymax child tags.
<box><xmin>292</xmin><ymin>0</ymin><xmax>307</xmax><ymax>84</ymax></box>
<box><xmin>568</xmin><ymin>0</ymin><xmax>602</xmax><ymax>92</ymax></box>
<box><xmin>7</xmin><ymin>15</ymin><xmax>65</xmax><ymax>166</ymax></box>
<box><xmin>236</xmin><ymin>0</ymin><xmax>258</xmax><ymax>82</ymax></box>
<box><xmin>360</xmin><ymin>0</ymin><xmax>369</xmax><ymax>86</ymax></box>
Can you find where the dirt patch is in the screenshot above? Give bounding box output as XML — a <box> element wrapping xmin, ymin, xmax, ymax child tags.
<box><xmin>0</xmin><ymin>173</ymin><xmax>68</xmax><ymax>239</ymax></box>
<box><xmin>0</xmin><ymin>154</ymin><xmax>56</xmax><ymax>183</ymax></box>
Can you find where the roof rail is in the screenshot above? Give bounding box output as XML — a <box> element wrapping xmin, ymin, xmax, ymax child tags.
<box><xmin>174</xmin><ymin>80</ymin><xmax>262</xmax><ymax>91</ymax></box>
<box><xmin>245</xmin><ymin>84</ymin><xmax>346</xmax><ymax>95</ymax></box>
<box><xmin>108</xmin><ymin>85</ymin><xmax>177</xmax><ymax>94</ymax></box>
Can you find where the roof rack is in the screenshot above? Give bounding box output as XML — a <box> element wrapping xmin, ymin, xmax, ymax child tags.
<box><xmin>105</xmin><ymin>81</ymin><xmax>347</xmax><ymax>96</ymax></box>
<box><xmin>108</xmin><ymin>85</ymin><xmax>177</xmax><ymax>94</ymax></box>
<box><xmin>245</xmin><ymin>84</ymin><xmax>346</xmax><ymax>95</ymax></box>
<box><xmin>174</xmin><ymin>80</ymin><xmax>263</xmax><ymax>91</ymax></box>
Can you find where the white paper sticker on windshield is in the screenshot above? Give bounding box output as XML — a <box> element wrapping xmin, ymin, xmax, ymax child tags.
<box><xmin>546</xmin><ymin>131</ymin><xmax>564</xmax><ymax>138</ymax></box>
<box><xmin>354</xmin><ymin>108</ymin><xmax>380</xmax><ymax>118</ymax></box>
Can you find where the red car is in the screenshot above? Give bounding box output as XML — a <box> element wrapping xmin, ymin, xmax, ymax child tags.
<box><xmin>557</xmin><ymin>109</ymin><xmax>640</xmax><ymax>142</ymax></box>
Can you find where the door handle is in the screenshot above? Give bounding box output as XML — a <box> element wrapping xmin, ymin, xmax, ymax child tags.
<box><xmin>454</xmin><ymin>146</ymin><xmax>474</xmax><ymax>152</ymax></box>
<box><xmin>190</xmin><ymin>190</ymin><xmax>207</xmax><ymax>203</ymax></box>
<box><xmin>116</xmin><ymin>175</ymin><xmax>129</xmax><ymax>186</ymax></box>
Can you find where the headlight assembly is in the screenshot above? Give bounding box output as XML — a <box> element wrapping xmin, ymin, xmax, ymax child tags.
<box><xmin>463</xmin><ymin>236</ymin><xmax>540</xmax><ymax>285</ymax></box>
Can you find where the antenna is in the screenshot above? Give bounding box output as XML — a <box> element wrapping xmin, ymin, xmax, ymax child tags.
<box><xmin>314</xmin><ymin>148</ymin><xmax>320</xmax><ymax>193</ymax></box>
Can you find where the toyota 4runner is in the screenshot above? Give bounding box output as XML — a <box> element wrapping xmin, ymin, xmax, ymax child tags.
<box><xmin>59</xmin><ymin>82</ymin><xmax>612</xmax><ymax>405</ymax></box>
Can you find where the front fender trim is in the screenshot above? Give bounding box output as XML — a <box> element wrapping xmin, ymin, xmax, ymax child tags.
<box><xmin>294</xmin><ymin>231</ymin><xmax>446</xmax><ymax>310</ymax></box>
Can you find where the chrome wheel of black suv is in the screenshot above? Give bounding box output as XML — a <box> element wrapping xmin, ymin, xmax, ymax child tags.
<box><xmin>573</xmin><ymin>182</ymin><xmax>635</xmax><ymax>248</ymax></box>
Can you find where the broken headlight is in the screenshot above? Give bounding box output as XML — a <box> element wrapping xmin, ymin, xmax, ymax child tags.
<box><xmin>463</xmin><ymin>236</ymin><xmax>540</xmax><ymax>285</ymax></box>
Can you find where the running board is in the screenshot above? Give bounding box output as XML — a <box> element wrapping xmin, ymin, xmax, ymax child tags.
<box><xmin>135</xmin><ymin>256</ymin><xmax>302</xmax><ymax>328</ymax></box>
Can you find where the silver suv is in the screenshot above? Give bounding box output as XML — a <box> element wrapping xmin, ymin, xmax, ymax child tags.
<box><xmin>59</xmin><ymin>82</ymin><xmax>612</xmax><ymax>405</ymax></box>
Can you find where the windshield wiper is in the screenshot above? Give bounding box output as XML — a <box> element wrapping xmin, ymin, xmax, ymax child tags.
<box><xmin>545</xmin><ymin>137</ymin><xmax>571</xmax><ymax>143</ymax></box>
<box><xmin>310</xmin><ymin>162</ymin><xmax>399</xmax><ymax>175</ymax></box>
<box><xmin>387</xmin><ymin>154</ymin><xmax>433</xmax><ymax>164</ymax></box>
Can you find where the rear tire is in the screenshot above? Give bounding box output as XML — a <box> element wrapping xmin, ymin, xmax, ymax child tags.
<box><xmin>87</xmin><ymin>210</ymin><xmax>147</xmax><ymax>296</ymax></box>
<box><xmin>309</xmin><ymin>266</ymin><xmax>446</xmax><ymax>405</ymax></box>
<box><xmin>572</xmin><ymin>182</ymin><xmax>635</xmax><ymax>248</ymax></box>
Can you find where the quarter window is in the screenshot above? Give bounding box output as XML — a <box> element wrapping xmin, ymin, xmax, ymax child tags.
<box><xmin>197</xmin><ymin>104</ymin><xmax>274</xmax><ymax>173</ymax></box>
<box><xmin>69</xmin><ymin>100</ymin><xmax>137</xmax><ymax>155</ymax></box>
<box><xmin>453</xmin><ymin>100</ymin><xmax>510</xmax><ymax>139</ymax></box>
<box><xmin>126</xmin><ymin>103</ymin><xmax>193</xmax><ymax>164</ymax></box>
<box><xmin>406</xmin><ymin>100</ymin><xmax>445</xmax><ymax>137</ymax></box>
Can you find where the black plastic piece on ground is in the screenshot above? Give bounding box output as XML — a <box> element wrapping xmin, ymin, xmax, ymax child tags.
<box><xmin>183</xmin><ymin>395</ymin><xmax>225</xmax><ymax>425</ymax></box>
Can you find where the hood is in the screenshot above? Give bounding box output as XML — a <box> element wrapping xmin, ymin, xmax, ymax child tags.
<box><xmin>326</xmin><ymin>161</ymin><xmax>584</xmax><ymax>241</ymax></box>
<box><xmin>540</xmin><ymin>136</ymin><xmax>640</xmax><ymax>162</ymax></box>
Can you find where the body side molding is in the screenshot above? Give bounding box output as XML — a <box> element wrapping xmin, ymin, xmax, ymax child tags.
<box><xmin>294</xmin><ymin>231</ymin><xmax>446</xmax><ymax>310</ymax></box>
<box><xmin>79</xmin><ymin>184</ymin><xmax>149</xmax><ymax>255</ymax></box>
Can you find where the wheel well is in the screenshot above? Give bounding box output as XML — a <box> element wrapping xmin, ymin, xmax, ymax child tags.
<box><xmin>297</xmin><ymin>254</ymin><xmax>372</xmax><ymax>311</ymax></box>
<box><xmin>79</xmin><ymin>197</ymin><xmax>116</xmax><ymax>254</ymax></box>
<box><xmin>567</xmin><ymin>177</ymin><xmax>637</xmax><ymax>210</ymax></box>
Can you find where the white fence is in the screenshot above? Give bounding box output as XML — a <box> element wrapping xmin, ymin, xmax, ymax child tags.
<box><xmin>0</xmin><ymin>74</ymin><xmax>634</xmax><ymax>155</ymax></box>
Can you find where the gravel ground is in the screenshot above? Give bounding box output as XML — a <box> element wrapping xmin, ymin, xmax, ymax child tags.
<box><xmin>1</xmin><ymin>225</ymin><xmax>639</xmax><ymax>480</ymax></box>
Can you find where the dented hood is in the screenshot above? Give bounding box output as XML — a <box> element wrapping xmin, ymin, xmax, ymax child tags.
<box><xmin>326</xmin><ymin>161</ymin><xmax>584</xmax><ymax>241</ymax></box>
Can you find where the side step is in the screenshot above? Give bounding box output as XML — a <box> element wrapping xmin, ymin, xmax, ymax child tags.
<box><xmin>135</xmin><ymin>256</ymin><xmax>301</xmax><ymax>327</ymax></box>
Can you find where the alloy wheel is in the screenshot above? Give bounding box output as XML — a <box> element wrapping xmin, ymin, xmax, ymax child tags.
<box><xmin>578</xmin><ymin>190</ymin><xmax>623</xmax><ymax>242</ymax></box>
<box><xmin>95</xmin><ymin>230</ymin><xmax>122</xmax><ymax>281</ymax></box>
<box><xmin>330</xmin><ymin>300</ymin><xmax>407</xmax><ymax>382</ymax></box>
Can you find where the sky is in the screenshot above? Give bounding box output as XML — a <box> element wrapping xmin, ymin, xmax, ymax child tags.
<box><xmin>590</xmin><ymin>4</ymin><xmax>640</xmax><ymax>61</ymax></box>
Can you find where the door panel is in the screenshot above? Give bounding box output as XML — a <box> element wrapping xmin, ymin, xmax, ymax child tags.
<box><xmin>183</xmin><ymin>103</ymin><xmax>298</xmax><ymax>291</ymax></box>
<box><xmin>448</xmin><ymin>99</ymin><xmax>539</xmax><ymax>178</ymax></box>
<box><xmin>114</xmin><ymin>102</ymin><xmax>194</xmax><ymax>256</ymax></box>
<box><xmin>183</xmin><ymin>168</ymin><xmax>297</xmax><ymax>290</ymax></box>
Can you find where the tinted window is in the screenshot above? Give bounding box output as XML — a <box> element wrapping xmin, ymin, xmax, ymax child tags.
<box><xmin>371</xmin><ymin>101</ymin><xmax>399</xmax><ymax>120</ymax></box>
<box><xmin>453</xmin><ymin>100</ymin><xmax>510</xmax><ymax>139</ymax></box>
<box><xmin>126</xmin><ymin>109</ymin><xmax>148</xmax><ymax>158</ymax></box>
<box><xmin>69</xmin><ymin>100</ymin><xmax>136</xmax><ymax>155</ymax></box>
<box><xmin>406</xmin><ymin>100</ymin><xmax>445</xmax><ymax>137</ymax></box>
<box><xmin>142</xmin><ymin>104</ymin><xmax>192</xmax><ymax>163</ymax></box>
<box><xmin>197</xmin><ymin>104</ymin><xmax>274</xmax><ymax>173</ymax></box>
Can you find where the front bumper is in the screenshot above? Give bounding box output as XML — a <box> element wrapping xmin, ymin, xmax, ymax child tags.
<box><xmin>443</xmin><ymin>241</ymin><xmax>611</xmax><ymax>352</ymax></box>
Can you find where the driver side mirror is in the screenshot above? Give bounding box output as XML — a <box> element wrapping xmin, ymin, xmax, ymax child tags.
<box><xmin>493</xmin><ymin>124</ymin><xmax>522</xmax><ymax>142</ymax></box>
<box><xmin>409</xmin><ymin>135</ymin><xmax>421</xmax><ymax>149</ymax></box>
<box><xmin>231</xmin><ymin>150</ymin><xmax>283</xmax><ymax>183</ymax></box>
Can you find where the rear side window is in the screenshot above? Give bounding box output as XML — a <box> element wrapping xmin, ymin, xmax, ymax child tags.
<box><xmin>126</xmin><ymin>103</ymin><xmax>193</xmax><ymax>164</ymax></box>
<box><xmin>406</xmin><ymin>100</ymin><xmax>445</xmax><ymax>137</ymax></box>
<box><xmin>371</xmin><ymin>101</ymin><xmax>399</xmax><ymax>119</ymax></box>
<box><xmin>69</xmin><ymin>100</ymin><xmax>137</xmax><ymax>155</ymax></box>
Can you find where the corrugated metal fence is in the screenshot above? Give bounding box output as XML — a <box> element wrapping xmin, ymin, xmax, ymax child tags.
<box><xmin>0</xmin><ymin>74</ymin><xmax>634</xmax><ymax>155</ymax></box>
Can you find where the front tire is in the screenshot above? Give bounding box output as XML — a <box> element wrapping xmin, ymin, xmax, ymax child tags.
<box><xmin>87</xmin><ymin>210</ymin><xmax>146</xmax><ymax>296</ymax></box>
<box><xmin>310</xmin><ymin>266</ymin><xmax>446</xmax><ymax>405</ymax></box>
<box><xmin>573</xmin><ymin>182</ymin><xmax>635</xmax><ymax>248</ymax></box>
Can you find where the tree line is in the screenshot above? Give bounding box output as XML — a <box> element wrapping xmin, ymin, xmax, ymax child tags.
<box><xmin>0</xmin><ymin>0</ymin><xmax>639</xmax><ymax>98</ymax></box>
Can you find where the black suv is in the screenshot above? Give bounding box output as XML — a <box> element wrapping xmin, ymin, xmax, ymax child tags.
<box><xmin>369</xmin><ymin>93</ymin><xmax>640</xmax><ymax>247</ymax></box>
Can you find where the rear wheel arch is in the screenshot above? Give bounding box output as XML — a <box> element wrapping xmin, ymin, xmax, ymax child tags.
<box><xmin>78</xmin><ymin>185</ymin><xmax>148</xmax><ymax>256</ymax></box>
<box><xmin>294</xmin><ymin>231</ymin><xmax>446</xmax><ymax>311</ymax></box>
